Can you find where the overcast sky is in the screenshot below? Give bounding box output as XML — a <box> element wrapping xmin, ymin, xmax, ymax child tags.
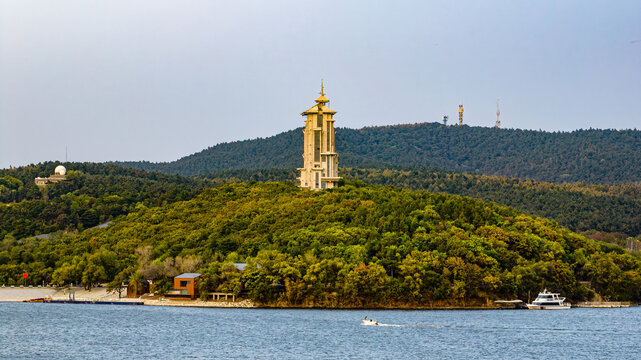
<box><xmin>1</xmin><ymin>0</ymin><xmax>640</xmax><ymax>168</ymax></box>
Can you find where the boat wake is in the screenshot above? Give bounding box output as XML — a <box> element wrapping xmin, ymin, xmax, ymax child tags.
<box><xmin>362</xmin><ymin>316</ymin><xmax>457</xmax><ymax>328</ymax></box>
<box><xmin>380</xmin><ymin>324</ymin><xmax>452</xmax><ymax>328</ymax></box>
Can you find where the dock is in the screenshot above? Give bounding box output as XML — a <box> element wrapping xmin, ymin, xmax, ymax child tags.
<box><xmin>211</xmin><ymin>292</ymin><xmax>236</xmax><ymax>302</ymax></box>
<box><xmin>573</xmin><ymin>301</ymin><xmax>633</xmax><ymax>308</ymax></box>
<box><xmin>494</xmin><ymin>300</ymin><xmax>527</xmax><ymax>309</ymax></box>
<box><xmin>42</xmin><ymin>299</ymin><xmax>144</xmax><ymax>305</ymax></box>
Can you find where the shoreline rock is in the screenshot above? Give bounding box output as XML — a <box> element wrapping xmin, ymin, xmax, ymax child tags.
<box><xmin>143</xmin><ymin>298</ymin><xmax>255</xmax><ymax>308</ymax></box>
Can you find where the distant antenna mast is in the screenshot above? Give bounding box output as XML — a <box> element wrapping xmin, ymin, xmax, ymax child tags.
<box><xmin>495</xmin><ymin>98</ymin><xmax>501</xmax><ymax>128</ymax></box>
<box><xmin>66</xmin><ymin>146</ymin><xmax>68</xmax><ymax>162</ymax></box>
<box><xmin>442</xmin><ymin>115</ymin><xmax>448</xmax><ymax>125</ymax></box>
<box><xmin>458</xmin><ymin>105</ymin><xmax>464</xmax><ymax>126</ymax></box>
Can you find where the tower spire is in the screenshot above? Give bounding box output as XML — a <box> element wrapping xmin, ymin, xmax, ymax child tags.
<box><xmin>315</xmin><ymin>80</ymin><xmax>329</xmax><ymax>104</ymax></box>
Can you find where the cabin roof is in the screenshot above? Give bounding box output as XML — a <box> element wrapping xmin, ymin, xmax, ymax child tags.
<box><xmin>176</xmin><ymin>273</ymin><xmax>202</xmax><ymax>279</ymax></box>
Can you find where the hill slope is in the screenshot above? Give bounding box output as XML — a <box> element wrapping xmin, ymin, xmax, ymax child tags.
<box><xmin>3</xmin><ymin>182</ymin><xmax>640</xmax><ymax>306</ymax></box>
<box><xmin>116</xmin><ymin>123</ymin><xmax>641</xmax><ymax>184</ymax></box>
<box><xmin>0</xmin><ymin>162</ymin><xmax>211</xmax><ymax>239</ymax></box>
<box><xmin>4</xmin><ymin>164</ymin><xmax>641</xmax><ymax>243</ymax></box>
<box><xmin>202</xmin><ymin>167</ymin><xmax>641</xmax><ymax>238</ymax></box>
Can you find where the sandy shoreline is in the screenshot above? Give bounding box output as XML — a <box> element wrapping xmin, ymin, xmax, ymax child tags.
<box><xmin>0</xmin><ymin>286</ymin><xmax>87</xmax><ymax>302</ymax></box>
<box><xmin>0</xmin><ymin>286</ymin><xmax>255</xmax><ymax>308</ymax></box>
<box><xmin>2</xmin><ymin>287</ymin><xmax>634</xmax><ymax>309</ymax></box>
<box><xmin>0</xmin><ymin>288</ymin><xmax>504</xmax><ymax>309</ymax></box>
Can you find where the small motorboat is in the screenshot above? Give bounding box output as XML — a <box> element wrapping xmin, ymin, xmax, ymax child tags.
<box><xmin>23</xmin><ymin>297</ymin><xmax>47</xmax><ymax>303</ymax></box>
<box><xmin>361</xmin><ymin>317</ymin><xmax>379</xmax><ymax>326</ymax></box>
<box><xmin>526</xmin><ymin>289</ymin><xmax>571</xmax><ymax>310</ymax></box>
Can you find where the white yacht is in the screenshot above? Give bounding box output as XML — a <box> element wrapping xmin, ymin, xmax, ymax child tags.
<box><xmin>526</xmin><ymin>289</ymin><xmax>571</xmax><ymax>310</ymax></box>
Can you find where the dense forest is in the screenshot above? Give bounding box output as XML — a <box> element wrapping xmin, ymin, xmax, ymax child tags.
<box><xmin>202</xmin><ymin>167</ymin><xmax>641</xmax><ymax>238</ymax></box>
<box><xmin>343</xmin><ymin>168</ymin><xmax>641</xmax><ymax>239</ymax></box>
<box><xmin>0</xmin><ymin>162</ymin><xmax>211</xmax><ymax>239</ymax></box>
<box><xmin>116</xmin><ymin>123</ymin><xmax>641</xmax><ymax>184</ymax></box>
<box><xmin>2</xmin><ymin>182</ymin><xmax>640</xmax><ymax>307</ymax></box>
<box><xmin>3</xmin><ymin>164</ymin><xmax>641</xmax><ymax>244</ymax></box>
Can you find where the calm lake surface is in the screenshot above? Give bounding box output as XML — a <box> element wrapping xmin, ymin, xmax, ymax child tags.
<box><xmin>1</xmin><ymin>303</ymin><xmax>639</xmax><ymax>359</ymax></box>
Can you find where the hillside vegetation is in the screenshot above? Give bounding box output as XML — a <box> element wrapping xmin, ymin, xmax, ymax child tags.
<box><xmin>0</xmin><ymin>162</ymin><xmax>210</xmax><ymax>239</ymax></box>
<box><xmin>116</xmin><ymin>123</ymin><xmax>641</xmax><ymax>184</ymax></box>
<box><xmin>202</xmin><ymin>167</ymin><xmax>641</xmax><ymax>238</ymax></box>
<box><xmin>4</xmin><ymin>164</ymin><xmax>641</xmax><ymax>243</ymax></box>
<box><xmin>2</xmin><ymin>182</ymin><xmax>640</xmax><ymax>307</ymax></box>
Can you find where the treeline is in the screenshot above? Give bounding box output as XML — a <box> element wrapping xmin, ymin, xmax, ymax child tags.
<box><xmin>115</xmin><ymin>123</ymin><xmax>641</xmax><ymax>184</ymax></box>
<box><xmin>2</xmin><ymin>182</ymin><xmax>640</xmax><ymax>306</ymax></box>
<box><xmin>4</xmin><ymin>163</ymin><xmax>641</xmax><ymax>244</ymax></box>
<box><xmin>0</xmin><ymin>162</ymin><xmax>211</xmax><ymax>239</ymax></box>
<box><xmin>343</xmin><ymin>167</ymin><xmax>641</xmax><ymax>238</ymax></box>
<box><xmin>199</xmin><ymin>167</ymin><xmax>641</xmax><ymax>238</ymax></box>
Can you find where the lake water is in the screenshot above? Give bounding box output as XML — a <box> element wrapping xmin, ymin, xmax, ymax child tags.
<box><xmin>1</xmin><ymin>303</ymin><xmax>639</xmax><ymax>359</ymax></box>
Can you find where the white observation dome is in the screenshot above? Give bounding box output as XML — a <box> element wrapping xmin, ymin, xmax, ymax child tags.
<box><xmin>54</xmin><ymin>165</ymin><xmax>67</xmax><ymax>175</ymax></box>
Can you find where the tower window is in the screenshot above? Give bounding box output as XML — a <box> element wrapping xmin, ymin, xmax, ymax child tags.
<box><xmin>327</xmin><ymin>128</ymin><xmax>331</xmax><ymax>150</ymax></box>
<box><xmin>314</xmin><ymin>131</ymin><xmax>321</xmax><ymax>162</ymax></box>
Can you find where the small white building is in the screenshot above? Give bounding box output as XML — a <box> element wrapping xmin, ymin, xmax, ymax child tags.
<box><xmin>35</xmin><ymin>165</ymin><xmax>67</xmax><ymax>186</ymax></box>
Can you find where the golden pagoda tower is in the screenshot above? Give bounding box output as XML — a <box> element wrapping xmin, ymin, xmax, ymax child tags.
<box><xmin>298</xmin><ymin>82</ymin><xmax>340</xmax><ymax>190</ymax></box>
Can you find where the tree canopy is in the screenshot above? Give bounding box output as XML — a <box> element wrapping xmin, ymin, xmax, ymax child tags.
<box><xmin>0</xmin><ymin>162</ymin><xmax>211</xmax><ymax>240</ymax></box>
<box><xmin>3</xmin><ymin>181</ymin><xmax>640</xmax><ymax>306</ymax></box>
<box><xmin>116</xmin><ymin>123</ymin><xmax>641</xmax><ymax>184</ymax></box>
<box><xmin>203</xmin><ymin>167</ymin><xmax>641</xmax><ymax>238</ymax></box>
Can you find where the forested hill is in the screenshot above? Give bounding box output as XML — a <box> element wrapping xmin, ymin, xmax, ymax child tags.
<box><xmin>0</xmin><ymin>162</ymin><xmax>211</xmax><ymax>239</ymax></box>
<box><xmin>3</xmin><ymin>163</ymin><xmax>641</xmax><ymax>242</ymax></box>
<box><xmin>3</xmin><ymin>181</ymin><xmax>641</xmax><ymax>306</ymax></box>
<box><xmin>115</xmin><ymin>123</ymin><xmax>641</xmax><ymax>184</ymax></box>
<box><xmin>203</xmin><ymin>167</ymin><xmax>641</xmax><ymax>239</ymax></box>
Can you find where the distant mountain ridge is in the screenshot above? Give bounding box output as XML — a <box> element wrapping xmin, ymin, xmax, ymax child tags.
<box><xmin>115</xmin><ymin>123</ymin><xmax>641</xmax><ymax>184</ymax></box>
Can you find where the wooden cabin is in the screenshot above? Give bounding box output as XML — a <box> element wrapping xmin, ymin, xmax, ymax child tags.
<box><xmin>167</xmin><ymin>273</ymin><xmax>201</xmax><ymax>300</ymax></box>
<box><xmin>126</xmin><ymin>279</ymin><xmax>149</xmax><ymax>298</ymax></box>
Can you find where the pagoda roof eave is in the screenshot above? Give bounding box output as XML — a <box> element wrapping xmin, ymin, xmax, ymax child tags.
<box><xmin>301</xmin><ymin>104</ymin><xmax>337</xmax><ymax>115</ymax></box>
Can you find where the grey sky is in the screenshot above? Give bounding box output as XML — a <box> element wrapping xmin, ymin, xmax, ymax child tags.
<box><xmin>1</xmin><ymin>0</ymin><xmax>640</xmax><ymax>168</ymax></box>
